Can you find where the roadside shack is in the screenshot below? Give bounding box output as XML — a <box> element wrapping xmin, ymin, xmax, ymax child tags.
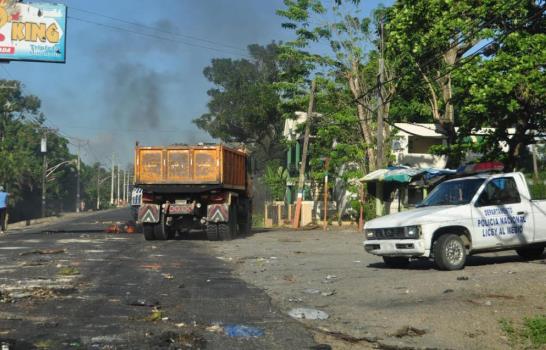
<box><xmin>361</xmin><ymin>166</ymin><xmax>456</xmax><ymax>216</ymax></box>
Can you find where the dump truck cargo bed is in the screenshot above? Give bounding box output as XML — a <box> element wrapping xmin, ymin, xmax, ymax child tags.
<box><xmin>134</xmin><ymin>145</ymin><xmax>247</xmax><ymax>190</ymax></box>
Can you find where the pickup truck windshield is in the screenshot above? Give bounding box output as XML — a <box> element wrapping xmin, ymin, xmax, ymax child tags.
<box><xmin>419</xmin><ymin>178</ymin><xmax>485</xmax><ymax>207</ymax></box>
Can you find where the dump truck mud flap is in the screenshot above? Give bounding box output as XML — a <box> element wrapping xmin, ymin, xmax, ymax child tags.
<box><xmin>138</xmin><ymin>204</ymin><xmax>161</xmax><ymax>224</ymax></box>
<box><xmin>207</xmin><ymin>203</ymin><xmax>229</xmax><ymax>223</ymax></box>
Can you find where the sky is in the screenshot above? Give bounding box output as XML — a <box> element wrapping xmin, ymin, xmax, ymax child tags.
<box><xmin>3</xmin><ymin>0</ymin><xmax>389</xmax><ymax>167</ymax></box>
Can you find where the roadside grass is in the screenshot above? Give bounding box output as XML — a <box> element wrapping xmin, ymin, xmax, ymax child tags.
<box><xmin>500</xmin><ymin>315</ymin><xmax>546</xmax><ymax>349</ymax></box>
<box><xmin>252</xmin><ymin>214</ymin><xmax>264</xmax><ymax>228</ymax></box>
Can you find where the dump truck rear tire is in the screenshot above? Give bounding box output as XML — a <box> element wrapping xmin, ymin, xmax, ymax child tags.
<box><xmin>206</xmin><ymin>224</ymin><xmax>219</xmax><ymax>241</ymax></box>
<box><xmin>218</xmin><ymin>223</ymin><xmax>232</xmax><ymax>240</ymax></box>
<box><xmin>143</xmin><ymin>224</ymin><xmax>155</xmax><ymax>241</ymax></box>
<box><xmin>154</xmin><ymin>214</ymin><xmax>174</xmax><ymax>241</ymax></box>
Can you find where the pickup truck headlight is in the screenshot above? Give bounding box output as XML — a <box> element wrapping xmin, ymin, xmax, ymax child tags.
<box><xmin>404</xmin><ymin>225</ymin><xmax>421</xmax><ymax>238</ymax></box>
<box><xmin>365</xmin><ymin>229</ymin><xmax>376</xmax><ymax>239</ymax></box>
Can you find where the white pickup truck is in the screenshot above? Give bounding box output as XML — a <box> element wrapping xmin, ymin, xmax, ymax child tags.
<box><xmin>363</xmin><ymin>172</ymin><xmax>546</xmax><ymax>270</ymax></box>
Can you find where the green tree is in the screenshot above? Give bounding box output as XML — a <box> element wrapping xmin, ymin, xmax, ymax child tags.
<box><xmin>194</xmin><ymin>43</ymin><xmax>293</xmax><ymax>171</ymax></box>
<box><xmin>455</xmin><ymin>30</ymin><xmax>546</xmax><ymax>171</ymax></box>
<box><xmin>277</xmin><ymin>0</ymin><xmax>394</xmax><ymax>172</ymax></box>
<box><xmin>385</xmin><ymin>0</ymin><xmax>542</xmax><ymax>167</ymax></box>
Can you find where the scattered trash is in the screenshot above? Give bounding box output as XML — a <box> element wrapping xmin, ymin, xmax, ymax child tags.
<box><xmin>391</xmin><ymin>326</ymin><xmax>427</xmax><ymax>338</ymax></box>
<box><xmin>353</xmin><ymin>260</ymin><xmax>361</xmax><ymax>263</ymax></box>
<box><xmin>105</xmin><ymin>224</ymin><xmax>122</xmax><ymax>234</ymax></box>
<box><xmin>19</xmin><ymin>249</ymin><xmax>65</xmax><ymax>256</ymax></box>
<box><xmin>443</xmin><ymin>289</ymin><xmax>454</xmax><ymax>294</ymax></box>
<box><xmin>216</xmin><ymin>256</ymin><xmax>233</xmax><ymax>262</ymax></box>
<box><xmin>288</xmin><ymin>308</ymin><xmax>329</xmax><ymax>320</ymax></box>
<box><xmin>484</xmin><ymin>300</ymin><xmax>492</xmax><ymax>306</ymax></box>
<box><xmin>283</xmin><ymin>275</ymin><xmax>296</xmax><ymax>283</ymax></box>
<box><xmin>206</xmin><ymin>323</ymin><xmax>223</xmax><ymax>334</ymax></box>
<box><xmin>148</xmin><ymin>331</ymin><xmax>206</xmax><ymax>349</ymax></box>
<box><xmin>293</xmin><ymin>251</ymin><xmax>305</xmax><ymax>254</ymax></box>
<box><xmin>127</xmin><ymin>299</ymin><xmax>160</xmax><ymax>307</ymax></box>
<box><xmin>146</xmin><ymin>308</ymin><xmax>164</xmax><ymax>322</ymax></box>
<box><xmin>321</xmin><ymin>290</ymin><xmax>336</xmax><ymax>297</ymax></box>
<box><xmin>288</xmin><ymin>297</ymin><xmax>303</xmax><ymax>303</ymax></box>
<box><xmin>507</xmin><ymin>271</ymin><xmax>516</xmax><ymax>274</ymax></box>
<box><xmin>57</xmin><ymin>267</ymin><xmax>80</xmax><ymax>276</ymax></box>
<box><xmin>140</xmin><ymin>263</ymin><xmax>161</xmax><ymax>271</ymax></box>
<box><xmin>457</xmin><ymin>276</ymin><xmax>469</xmax><ymax>281</ymax></box>
<box><xmin>224</xmin><ymin>324</ymin><xmax>264</xmax><ymax>337</ymax></box>
<box><xmin>322</xmin><ymin>275</ymin><xmax>338</xmax><ymax>284</ymax></box>
<box><xmin>304</xmin><ymin>288</ymin><xmax>321</xmax><ymax>295</ymax></box>
<box><xmin>206</xmin><ymin>279</ymin><xmax>211</xmax><ymax>283</ymax></box>
<box><xmin>161</xmin><ymin>273</ymin><xmax>174</xmax><ymax>280</ymax></box>
<box><xmin>105</xmin><ymin>222</ymin><xmax>137</xmax><ymax>234</ymax></box>
<box><xmin>175</xmin><ymin>322</ymin><xmax>186</xmax><ymax>328</ymax></box>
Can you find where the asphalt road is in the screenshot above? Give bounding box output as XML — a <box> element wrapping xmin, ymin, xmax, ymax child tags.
<box><xmin>0</xmin><ymin>208</ymin><xmax>317</xmax><ymax>350</ymax></box>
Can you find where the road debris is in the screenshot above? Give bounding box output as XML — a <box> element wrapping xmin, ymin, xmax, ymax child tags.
<box><xmin>224</xmin><ymin>324</ymin><xmax>264</xmax><ymax>337</ymax></box>
<box><xmin>288</xmin><ymin>297</ymin><xmax>303</xmax><ymax>303</ymax></box>
<box><xmin>19</xmin><ymin>249</ymin><xmax>65</xmax><ymax>256</ymax></box>
<box><xmin>161</xmin><ymin>273</ymin><xmax>174</xmax><ymax>280</ymax></box>
<box><xmin>391</xmin><ymin>326</ymin><xmax>427</xmax><ymax>338</ymax></box>
<box><xmin>57</xmin><ymin>267</ymin><xmax>80</xmax><ymax>276</ymax></box>
<box><xmin>321</xmin><ymin>290</ymin><xmax>336</xmax><ymax>297</ymax></box>
<box><xmin>304</xmin><ymin>288</ymin><xmax>321</xmax><ymax>295</ymax></box>
<box><xmin>146</xmin><ymin>308</ymin><xmax>164</xmax><ymax>322</ymax></box>
<box><xmin>288</xmin><ymin>308</ymin><xmax>329</xmax><ymax>320</ymax></box>
<box><xmin>127</xmin><ymin>298</ymin><xmax>160</xmax><ymax>307</ymax></box>
<box><xmin>457</xmin><ymin>276</ymin><xmax>469</xmax><ymax>281</ymax></box>
<box><xmin>206</xmin><ymin>323</ymin><xmax>223</xmax><ymax>334</ymax></box>
<box><xmin>443</xmin><ymin>289</ymin><xmax>454</xmax><ymax>294</ymax></box>
<box><xmin>322</xmin><ymin>275</ymin><xmax>338</xmax><ymax>284</ymax></box>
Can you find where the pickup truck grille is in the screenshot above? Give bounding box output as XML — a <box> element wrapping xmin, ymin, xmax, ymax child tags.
<box><xmin>373</xmin><ymin>227</ymin><xmax>405</xmax><ymax>239</ymax></box>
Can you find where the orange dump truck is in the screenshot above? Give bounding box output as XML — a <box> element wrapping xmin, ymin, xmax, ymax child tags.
<box><xmin>134</xmin><ymin>144</ymin><xmax>252</xmax><ymax>241</ymax></box>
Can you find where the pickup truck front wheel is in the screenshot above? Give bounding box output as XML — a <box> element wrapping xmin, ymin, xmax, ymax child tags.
<box><xmin>516</xmin><ymin>246</ymin><xmax>544</xmax><ymax>260</ymax></box>
<box><xmin>433</xmin><ymin>234</ymin><xmax>466</xmax><ymax>271</ymax></box>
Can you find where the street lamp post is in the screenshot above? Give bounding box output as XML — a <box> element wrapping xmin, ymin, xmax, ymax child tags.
<box><xmin>41</xmin><ymin>135</ymin><xmax>47</xmax><ymax>218</ymax></box>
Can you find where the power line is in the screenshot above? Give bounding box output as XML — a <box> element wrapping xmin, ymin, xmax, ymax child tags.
<box><xmin>69</xmin><ymin>6</ymin><xmax>248</xmax><ymax>54</ymax></box>
<box><xmin>68</xmin><ymin>15</ymin><xmax>253</xmax><ymax>60</ymax></box>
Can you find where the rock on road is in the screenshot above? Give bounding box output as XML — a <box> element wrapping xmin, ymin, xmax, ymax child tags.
<box><xmin>0</xmin><ymin>208</ymin><xmax>317</xmax><ymax>349</ymax></box>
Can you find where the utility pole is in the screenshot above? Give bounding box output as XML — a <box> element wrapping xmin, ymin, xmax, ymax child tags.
<box><xmin>116</xmin><ymin>164</ymin><xmax>120</xmax><ymax>206</ymax></box>
<box><xmin>375</xmin><ymin>19</ymin><xmax>387</xmax><ymax>217</ymax></box>
<box><xmin>75</xmin><ymin>142</ymin><xmax>81</xmax><ymax>212</ymax></box>
<box><xmin>41</xmin><ymin>133</ymin><xmax>47</xmax><ymax>218</ymax></box>
<box><xmin>376</xmin><ymin>19</ymin><xmax>386</xmax><ymax>170</ymax></box>
<box><xmin>96</xmin><ymin>166</ymin><xmax>101</xmax><ymax>210</ymax></box>
<box><xmin>110</xmin><ymin>153</ymin><xmax>115</xmax><ymax>205</ymax></box>
<box><xmin>122</xmin><ymin>167</ymin><xmax>126</xmax><ymax>205</ymax></box>
<box><xmin>292</xmin><ymin>80</ymin><xmax>316</xmax><ymax>229</ymax></box>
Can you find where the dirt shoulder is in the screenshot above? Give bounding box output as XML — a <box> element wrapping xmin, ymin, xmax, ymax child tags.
<box><xmin>206</xmin><ymin>228</ymin><xmax>546</xmax><ymax>349</ymax></box>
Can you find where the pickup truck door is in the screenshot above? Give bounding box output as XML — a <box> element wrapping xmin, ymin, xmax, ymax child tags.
<box><xmin>471</xmin><ymin>176</ymin><xmax>534</xmax><ymax>249</ymax></box>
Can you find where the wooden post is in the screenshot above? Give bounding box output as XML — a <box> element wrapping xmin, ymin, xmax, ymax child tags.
<box><xmin>292</xmin><ymin>80</ymin><xmax>317</xmax><ymax>229</ymax></box>
<box><xmin>358</xmin><ymin>184</ymin><xmax>367</xmax><ymax>232</ymax></box>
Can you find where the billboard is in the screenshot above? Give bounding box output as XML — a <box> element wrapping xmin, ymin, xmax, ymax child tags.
<box><xmin>0</xmin><ymin>2</ymin><xmax>66</xmax><ymax>63</ymax></box>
